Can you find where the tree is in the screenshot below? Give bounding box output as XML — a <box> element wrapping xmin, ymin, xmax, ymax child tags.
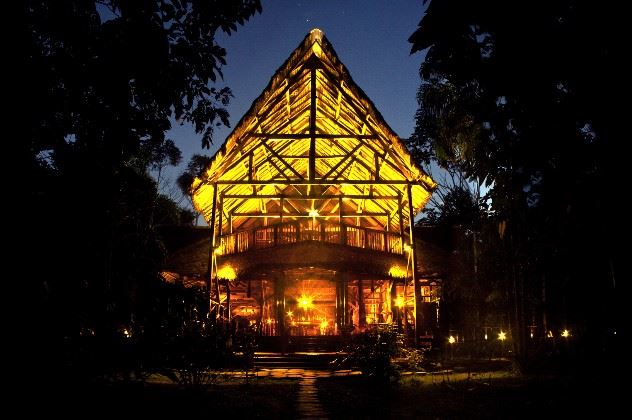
<box><xmin>408</xmin><ymin>0</ymin><xmax>622</xmax><ymax>367</ymax></box>
<box><xmin>24</xmin><ymin>0</ymin><xmax>261</xmax><ymax>375</ymax></box>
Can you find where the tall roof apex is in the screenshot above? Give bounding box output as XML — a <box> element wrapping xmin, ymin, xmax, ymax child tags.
<box><xmin>309</xmin><ymin>28</ymin><xmax>324</xmax><ymax>37</ymax></box>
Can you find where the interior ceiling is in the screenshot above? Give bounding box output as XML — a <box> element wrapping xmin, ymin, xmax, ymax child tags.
<box><xmin>191</xmin><ymin>29</ymin><xmax>436</xmax><ymax>233</ymax></box>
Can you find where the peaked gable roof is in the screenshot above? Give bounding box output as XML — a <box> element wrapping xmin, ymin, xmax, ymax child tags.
<box><xmin>191</xmin><ymin>29</ymin><xmax>435</xmax><ymax>231</ymax></box>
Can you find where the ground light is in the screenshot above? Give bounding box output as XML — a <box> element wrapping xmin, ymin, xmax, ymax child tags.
<box><xmin>561</xmin><ymin>329</ymin><xmax>570</xmax><ymax>338</ymax></box>
<box><xmin>448</xmin><ymin>335</ymin><xmax>456</xmax><ymax>344</ymax></box>
<box><xmin>498</xmin><ymin>331</ymin><xmax>507</xmax><ymax>341</ymax></box>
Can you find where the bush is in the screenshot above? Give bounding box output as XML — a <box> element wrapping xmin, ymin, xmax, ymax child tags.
<box><xmin>336</xmin><ymin>327</ymin><xmax>402</xmax><ymax>381</ymax></box>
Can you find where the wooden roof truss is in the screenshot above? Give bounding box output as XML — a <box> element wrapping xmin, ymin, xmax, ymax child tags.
<box><xmin>192</xmin><ymin>29</ymin><xmax>436</xmax><ymax>237</ymax></box>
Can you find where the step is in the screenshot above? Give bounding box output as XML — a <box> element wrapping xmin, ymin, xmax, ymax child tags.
<box><xmin>254</xmin><ymin>353</ymin><xmax>340</xmax><ymax>370</ymax></box>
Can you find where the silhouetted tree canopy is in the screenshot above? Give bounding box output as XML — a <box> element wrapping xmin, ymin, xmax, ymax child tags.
<box><xmin>409</xmin><ymin>0</ymin><xmax>623</xmax><ymax>364</ymax></box>
<box><xmin>177</xmin><ymin>154</ymin><xmax>213</xmax><ymax>197</ymax></box>
<box><xmin>24</xmin><ymin>0</ymin><xmax>261</xmax><ymax>360</ymax></box>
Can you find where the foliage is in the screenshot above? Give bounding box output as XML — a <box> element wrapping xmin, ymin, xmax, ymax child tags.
<box><xmin>163</xmin><ymin>325</ymin><xmax>234</xmax><ymax>389</ymax></box>
<box><xmin>336</xmin><ymin>328</ymin><xmax>403</xmax><ymax>381</ymax></box>
<box><xmin>408</xmin><ymin>0</ymin><xmax>622</xmax><ymax>364</ymax></box>
<box><xmin>177</xmin><ymin>154</ymin><xmax>214</xmax><ymax>196</ymax></box>
<box><xmin>24</xmin><ymin>0</ymin><xmax>261</xmax><ymax>377</ymax></box>
<box><xmin>398</xmin><ymin>346</ymin><xmax>429</xmax><ymax>372</ymax></box>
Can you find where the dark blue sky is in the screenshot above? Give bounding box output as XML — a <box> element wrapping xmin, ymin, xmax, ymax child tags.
<box><xmin>164</xmin><ymin>0</ymin><xmax>429</xmax><ymax>194</ymax></box>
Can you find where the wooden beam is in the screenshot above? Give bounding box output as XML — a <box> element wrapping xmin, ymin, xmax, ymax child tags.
<box><xmin>407</xmin><ymin>183</ymin><xmax>421</xmax><ymax>345</ymax></box>
<box><xmin>231</xmin><ymin>212</ymin><xmax>388</xmax><ymax>218</ymax></box>
<box><xmin>211</xmin><ymin>179</ymin><xmax>426</xmax><ymax>186</ymax></box>
<box><xmin>207</xmin><ymin>184</ymin><xmax>218</xmax><ymax>318</ymax></box>
<box><xmin>321</xmin><ymin>143</ymin><xmax>363</xmax><ymax>179</ymax></box>
<box><xmin>328</xmin><ymin>136</ymin><xmax>381</xmax><ymax>180</ymax></box>
<box><xmin>331</xmin><ymin>157</ymin><xmax>357</xmax><ymax>181</ymax></box>
<box><xmin>248</xmin><ymin>152</ymin><xmax>254</xmax><ymax>182</ymax></box>
<box><xmin>218</xmin><ymin>194</ymin><xmax>224</xmax><ymax>237</ymax></box>
<box><xmin>261</xmin><ymin>141</ymin><xmax>304</xmax><ymax>180</ymax></box>
<box><xmin>335</xmin><ymin>81</ymin><xmax>343</xmax><ymax>120</ymax></box>
<box><xmin>263</xmin><ymin>156</ymin><xmax>293</xmax><ymax>181</ymax></box>
<box><xmin>222</xmin><ymin>193</ymin><xmax>400</xmax><ymax>200</ymax></box>
<box><xmin>309</xmin><ymin>67</ymin><xmax>317</xmax><ymax>185</ymax></box>
<box><xmin>398</xmin><ymin>192</ymin><xmax>404</xmax><ymax>235</ymax></box>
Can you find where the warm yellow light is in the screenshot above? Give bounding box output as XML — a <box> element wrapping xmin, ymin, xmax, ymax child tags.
<box><xmin>403</xmin><ymin>243</ymin><xmax>412</xmax><ymax>253</ymax></box>
<box><xmin>213</xmin><ymin>247</ymin><xmax>223</xmax><ymax>255</ymax></box>
<box><xmin>320</xmin><ymin>320</ymin><xmax>328</xmax><ymax>329</ymax></box>
<box><xmin>308</xmin><ymin>209</ymin><xmax>319</xmax><ymax>217</ymax></box>
<box><xmin>122</xmin><ymin>329</ymin><xmax>131</xmax><ymax>338</ymax></box>
<box><xmin>498</xmin><ymin>331</ymin><xmax>507</xmax><ymax>341</ymax></box>
<box><xmin>216</xmin><ymin>265</ymin><xmax>236</xmax><ymax>280</ymax></box>
<box><xmin>547</xmin><ymin>330</ymin><xmax>554</xmax><ymax>338</ymax></box>
<box><xmin>448</xmin><ymin>335</ymin><xmax>456</xmax><ymax>344</ymax></box>
<box><xmin>266</xmin><ymin>318</ymin><xmax>272</xmax><ymax>325</ymax></box>
<box><xmin>388</xmin><ymin>265</ymin><xmax>407</xmax><ymax>278</ymax></box>
<box><xmin>287</xmin><ymin>310</ymin><xmax>294</xmax><ymax>317</ymax></box>
<box><xmin>561</xmin><ymin>329</ymin><xmax>570</xmax><ymax>338</ymax></box>
<box><xmin>298</xmin><ymin>295</ymin><xmax>313</xmax><ymax>310</ymax></box>
<box><xmin>395</xmin><ymin>296</ymin><xmax>405</xmax><ymax>308</ymax></box>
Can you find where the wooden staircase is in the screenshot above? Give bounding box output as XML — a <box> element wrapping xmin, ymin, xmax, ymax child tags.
<box><xmin>254</xmin><ymin>336</ymin><xmax>344</xmax><ymax>370</ymax></box>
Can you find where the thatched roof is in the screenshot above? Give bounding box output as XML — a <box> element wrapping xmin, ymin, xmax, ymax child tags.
<box><xmin>191</xmin><ymin>29</ymin><xmax>436</xmax><ymax>233</ymax></box>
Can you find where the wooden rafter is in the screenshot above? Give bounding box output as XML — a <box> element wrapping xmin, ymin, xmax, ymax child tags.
<box><xmin>192</xmin><ymin>29</ymin><xmax>436</xmax><ymax>235</ymax></box>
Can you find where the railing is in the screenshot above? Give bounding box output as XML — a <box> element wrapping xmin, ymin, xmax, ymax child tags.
<box><xmin>219</xmin><ymin>219</ymin><xmax>404</xmax><ymax>256</ymax></box>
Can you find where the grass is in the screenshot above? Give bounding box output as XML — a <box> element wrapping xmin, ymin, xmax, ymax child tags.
<box><xmin>317</xmin><ymin>369</ymin><xmax>623</xmax><ymax>418</ymax></box>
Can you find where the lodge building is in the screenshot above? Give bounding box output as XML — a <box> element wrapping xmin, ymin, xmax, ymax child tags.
<box><xmin>164</xmin><ymin>29</ymin><xmax>440</xmax><ymax>345</ymax></box>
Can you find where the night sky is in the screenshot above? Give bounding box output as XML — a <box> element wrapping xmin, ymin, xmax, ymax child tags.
<box><xmin>164</xmin><ymin>1</ymin><xmax>429</xmax><ymax>195</ymax></box>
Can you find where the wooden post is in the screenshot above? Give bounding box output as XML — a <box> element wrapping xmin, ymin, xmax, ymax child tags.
<box><xmin>218</xmin><ymin>194</ymin><xmax>224</xmax><ymax>237</ymax></box>
<box><xmin>339</xmin><ymin>197</ymin><xmax>345</xmax><ymax>245</ymax></box>
<box><xmin>309</xmin><ymin>67</ymin><xmax>317</xmax><ymax>187</ymax></box>
<box><xmin>391</xmin><ymin>279</ymin><xmax>398</xmax><ymax>329</ymax></box>
<box><xmin>207</xmin><ymin>184</ymin><xmax>218</xmax><ymax>318</ymax></box>
<box><xmin>358</xmin><ymin>278</ymin><xmax>366</xmax><ymax>328</ymax></box>
<box><xmin>335</xmin><ymin>273</ymin><xmax>343</xmax><ymax>333</ymax></box>
<box><xmin>407</xmin><ymin>183</ymin><xmax>422</xmax><ymax>345</ymax></box>
<box><xmin>398</xmin><ymin>192</ymin><xmax>404</xmax><ymax>236</ymax></box>
<box><xmin>280</xmin><ymin>196</ymin><xmax>284</xmax><ymax>224</ymax></box>
<box><xmin>336</xmin><ymin>272</ymin><xmax>349</xmax><ymax>328</ymax></box>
